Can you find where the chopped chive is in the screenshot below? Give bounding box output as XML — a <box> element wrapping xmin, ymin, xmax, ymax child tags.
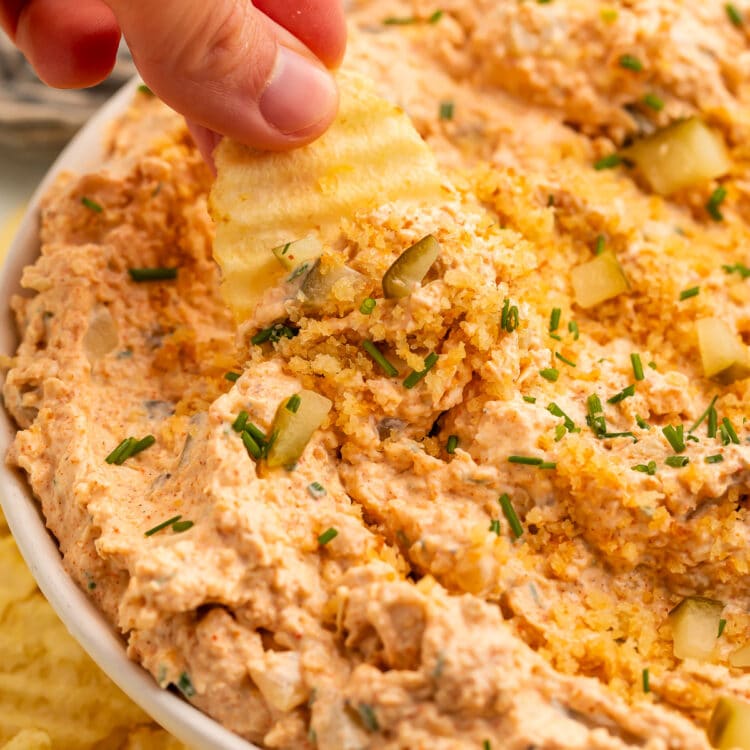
<box><xmin>631</xmin><ymin>353</ymin><xmax>645</xmax><ymax>381</ymax></box>
<box><xmin>250</xmin><ymin>323</ymin><xmax>297</xmax><ymax>346</ymax></box>
<box><xmin>245</xmin><ymin>422</ymin><xmax>267</xmax><ymax>446</ymax></box>
<box><xmin>642</xmin><ymin>668</ymin><xmax>650</xmax><ymax>693</ymax></box>
<box><xmin>501</xmin><ymin>298</ymin><xmax>520</xmax><ymax>333</ymax></box>
<box><xmin>224</xmin><ymin>372</ymin><xmax>240</xmax><ymax>383</ymax></box>
<box><xmin>539</xmin><ymin>461</ymin><xmax>557</xmax><ymax>470</ymax></box>
<box><xmin>308</xmin><ymin>481</ymin><xmax>327</xmax><ymax>499</ymax></box>
<box><xmin>177</xmin><ymin>672</ymin><xmax>195</xmax><ymax>698</ymax></box>
<box><xmin>508</xmin><ymin>456</ymin><xmax>543</xmax><ymax>466</ymax></box>
<box><xmin>708</xmin><ymin>406</ymin><xmax>718</xmax><ymax>438</ymax></box>
<box><xmin>642</xmin><ymin>93</ymin><xmax>664</xmax><ymax>111</ymax></box>
<box><xmin>594</xmin><ymin>154</ymin><xmax>622</xmax><ymax>170</ymax></box>
<box><xmin>357</xmin><ymin>703</ymin><xmax>380</xmax><ymax>732</ymax></box>
<box><xmin>363</xmin><ymin>340</ymin><xmax>399</xmax><ymax>377</ymax></box>
<box><xmin>242</xmin><ymin>431</ymin><xmax>262</xmax><ymax>460</ymax></box>
<box><xmin>286</xmin><ymin>394</ymin><xmax>302</xmax><ymax>413</ymax></box>
<box><xmin>318</xmin><ymin>527</ymin><xmax>338</xmax><ymax>546</ymax></box>
<box><xmin>439</xmin><ymin>100</ymin><xmax>455</xmax><ymax>120</ymax></box>
<box><xmin>722</xmin><ymin>417</ymin><xmax>740</xmax><ymax>444</ymax></box>
<box><xmin>632</xmin><ymin>461</ymin><xmax>657</xmax><ymax>476</ymax></box>
<box><xmin>554</xmin><ymin>424</ymin><xmax>567</xmax><ymax>441</ymax></box>
<box><xmin>232</xmin><ymin>411</ymin><xmax>249</xmax><ymax>432</ymax></box>
<box><xmin>446</xmin><ymin>435</ymin><xmax>459</xmax><ymax>454</ymax></box>
<box><xmin>172</xmin><ymin>520</ymin><xmax>194</xmax><ymax>533</ymax></box>
<box><xmin>705</xmin><ymin>454</ymin><xmax>724</xmax><ymax>464</ymax></box>
<box><xmin>81</xmin><ymin>196</ymin><xmax>103</xmax><ymax>213</ymax></box>
<box><xmin>595</xmin><ymin>235</ymin><xmax>606</xmax><ymax>255</ymax></box>
<box><xmin>568</xmin><ymin>320</ymin><xmax>580</xmax><ymax>340</ymax></box>
<box><xmin>360</xmin><ymin>297</ymin><xmax>376</xmax><ymax>315</ymax></box>
<box><xmin>499</xmin><ymin>493</ymin><xmax>523</xmax><ymax>539</ymax></box>
<box><xmin>547</xmin><ymin>402</ymin><xmax>576</xmax><ymax>432</ymax></box>
<box><xmin>706</xmin><ymin>186</ymin><xmax>727</xmax><ymax>221</ymax></box>
<box><xmin>489</xmin><ymin>518</ymin><xmax>501</xmax><ymax>535</ymax></box>
<box><xmin>106</xmin><ymin>437</ymin><xmax>135</xmax><ymax>465</ymax></box>
<box><xmin>619</xmin><ymin>54</ymin><xmax>643</xmax><ymax>72</ymax></box>
<box><xmin>608</xmin><ymin>384</ymin><xmax>636</xmax><ymax>405</ymax></box>
<box><xmin>523</xmin><ymin>396</ymin><xmax>537</xmax><ymax>404</ymax></box>
<box><xmin>549</xmin><ymin>333</ymin><xmax>562</xmax><ymax>341</ymax></box>
<box><xmin>726</xmin><ymin>3</ymin><xmax>743</xmax><ymax>27</ymax></box>
<box><xmin>602</xmin><ymin>431</ymin><xmax>637</xmax><ymax>441</ymax></box>
<box><xmin>635</xmin><ymin>415</ymin><xmax>651</xmax><ymax>430</ymax></box>
<box><xmin>549</xmin><ymin>308</ymin><xmax>562</xmax><ymax>332</ymax></box>
<box><xmin>665</xmin><ymin>455</ymin><xmax>689</xmax><ymax>468</ymax></box>
<box><xmin>722</xmin><ymin>262</ymin><xmax>750</xmax><ymax>279</ymax></box>
<box><xmin>403</xmin><ymin>353</ymin><xmax>439</xmax><ymax>389</ymax></box>
<box><xmin>145</xmin><ymin>515</ymin><xmax>182</xmax><ymax>537</ymax></box>
<box><xmin>137</xmin><ymin>84</ymin><xmax>154</xmax><ymax>96</ymax></box>
<box><xmin>679</xmin><ymin>286</ymin><xmax>700</xmax><ymax>301</ymax></box>
<box><xmin>555</xmin><ymin>352</ymin><xmax>576</xmax><ymax>368</ymax></box>
<box><xmin>539</xmin><ymin>367</ymin><xmax>559</xmax><ymax>382</ymax></box>
<box><xmin>483</xmin><ymin>742</ymin><xmax>492</xmax><ymax>750</ymax></box>
<box><xmin>128</xmin><ymin>267</ymin><xmax>178</xmax><ymax>282</ymax></box>
<box><xmin>662</xmin><ymin>424</ymin><xmax>686</xmax><ymax>453</ymax></box>
<box><xmin>586</xmin><ymin>394</ymin><xmax>607</xmax><ymax>437</ymax></box>
<box><xmin>428</xmin><ymin>9</ymin><xmax>444</xmax><ymax>22</ymax></box>
<box><xmin>547</xmin><ymin>194</ymin><xmax>555</xmax><ymax>207</ymax></box>
<box><xmin>648</xmin><ymin>361</ymin><xmax>657</xmax><ymax>370</ymax></box>
<box><xmin>383</xmin><ymin>15</ymin><xmax>417</xmax><ymax>24</ymax></box>
<box><xmin>719</xmin><ymin>618</ymin><xmax>728</xmax><ymax>637</ymax></box>
<box><xmin>689</xmin><ymin>395</ymin><xmax>719</xmax><ymax>433</ymax></box>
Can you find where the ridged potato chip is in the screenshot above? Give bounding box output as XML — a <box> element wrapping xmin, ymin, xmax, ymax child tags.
<box><xmin>209</xmin><ymin>70</ymin><xmax>443</xmax><ymax>321</ymax></box>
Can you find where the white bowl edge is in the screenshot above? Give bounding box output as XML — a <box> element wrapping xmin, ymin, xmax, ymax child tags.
<box><xmin>0</xmin><ymin>78</ymin><xmax>259</xmax><ymax>750</ymax></box>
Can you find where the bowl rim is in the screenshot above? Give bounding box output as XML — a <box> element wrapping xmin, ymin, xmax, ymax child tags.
<box><xmin>0</xmin><ymin>77</ymin><xmax>259</xmax><ymax>750</ymax></box>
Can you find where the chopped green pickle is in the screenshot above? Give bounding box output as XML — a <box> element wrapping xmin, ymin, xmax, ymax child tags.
<box><xmin>382</xmin><ymin>234</ymin><xmax>441</xmax><ymax>298</ymax></box>
<box><xmin>300</xmin><ymin>258</ymin><xmax>368</xmax><ymax>308</ymax></box>
<box><xmin>708</xmin><ymin>696</ymin><xmax>750</xmax><ymax>750</ymax></box>
<box><xmin>668</xmin><ymin>596</ymin><xmax>724</xmax><ymax>661</ymax></box>
<box><xmin>266</xmin><ymin>390</ymin><xmax>332</xmax><ymax>469</ymax></box>
<box><xmin>696</xmin><ymin>317</ymin><xmax>750</xmax><ymax>382</ymax></box>
<box><xmin>621</xmin><ymin>118</ymin><xmax>730</xmax><ymax>196</ymax></box>
<box><xmin>571</xmin><ymin>251</ymin><xmax>629</xmax><ymax>308</ymax></box>
<box><xmin>729</xmin><ymin>642</ymin><xmax>750</xmax><ymax>668</ymax></box>
<box><xmin>271</xmin><ymin>236</ymin><xmax>322</xmax><ymax>272</ymax></box>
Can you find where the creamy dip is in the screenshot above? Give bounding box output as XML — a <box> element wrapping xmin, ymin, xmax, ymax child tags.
<box><xmin>4</xmin><ymin>2</ymin><xmax>750</xmax><ymax>749</ymax></box>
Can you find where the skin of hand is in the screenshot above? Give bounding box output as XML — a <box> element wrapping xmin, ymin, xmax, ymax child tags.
<box><xmin>0</xmin><ymin>0</ymin><xmax>346</xmax><ymax>162</ymax></box>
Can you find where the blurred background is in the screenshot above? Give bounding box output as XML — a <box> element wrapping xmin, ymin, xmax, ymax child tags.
<box><xmin>0</xmin><ymin>36</ymin><xmax>136</xmax><ymax>230</ymax></box>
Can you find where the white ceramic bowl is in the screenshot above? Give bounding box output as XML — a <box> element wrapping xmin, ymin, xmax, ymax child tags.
<box><xmin>0</xmin><ymin>79</ymin><xmax>259</xmax><ymax>750</ymax></box>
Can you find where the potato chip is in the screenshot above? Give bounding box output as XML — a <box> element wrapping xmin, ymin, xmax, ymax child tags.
<box><xmin>209</xmin><ymin>69</ymin><xmax>443</xmax><ymax>321</ymax></box>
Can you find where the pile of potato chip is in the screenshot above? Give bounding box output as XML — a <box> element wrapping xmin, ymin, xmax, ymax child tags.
<box><xmin>0</xmin><ymin>507</ymin><xmax>184</xmax><ymax>749</ymax></box>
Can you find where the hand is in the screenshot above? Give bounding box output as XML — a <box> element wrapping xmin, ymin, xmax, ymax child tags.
<box><xmin>0</xmin><ymin>0</ymin><xmax>346</xmax><ymax>160</ymax></box>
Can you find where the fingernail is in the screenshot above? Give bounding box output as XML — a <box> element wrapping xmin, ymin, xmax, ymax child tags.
<box><xmin>259</xmin><ymin>46</ymin><xmax>337</xmax><ymax>135</ymax></box>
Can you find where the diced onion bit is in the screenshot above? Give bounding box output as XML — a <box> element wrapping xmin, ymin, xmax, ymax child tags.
<box><xmin>696</xmin><ymin>317</ymin><xmax>750</xmax><ymax>382</ymax></box>
<box><xmin>621</xmin><ymin>118</ymin><xmax>731</xmax><ymax>196</ymax></box>
<box><xmin>266</xmin><ymin>390</ymin><xmax>333</xmax><ymax>469</ymax></box>
<box><xmin>271</xmin><ymin>236</ymin><xmax>322</xmax><ymax>272</ymax></box>
<box><xmin>668</xmin><ymin>596</ymin><xmax>724</xmax><ymax>661</ymax></box>
<box><xmin>382</xmin><ymin>234</ymin><xmax>441</xmax><ymax>298</ymax></box>
<box><xmin>708</xmin><ymin>696</ymin><xmax>750</xmax><ymax>750</ymax></box>
<box><xmin>318</xmin><ymin>527</ymin><xmax>338</xmax><ymax>546</ymax></box>
<box><xmin>403</xmin><ymin>353</ymin><xmax>439</xmax><ymax>389</ymax></box>
<box><xmin>571</xmin><ymin>250</ymin><xmax>629</xmax><ymax>308</ymax></box>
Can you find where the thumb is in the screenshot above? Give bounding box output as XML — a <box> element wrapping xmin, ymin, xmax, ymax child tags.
<box><xmin>103</xmin><ymin>0</ymin><xmax>339</xmax><ymax>151</ymax></box>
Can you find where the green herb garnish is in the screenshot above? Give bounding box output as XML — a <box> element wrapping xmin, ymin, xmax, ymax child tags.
<box><xmin>137</xmin><ymin>84</ymin><xmax>154</xmax><ymax>96</ymax></box>
<box><xmin>403</xmin><ymin>352</ymin><xmax>439</xmax><ymax>389</ymax></box>
<box><xmin>128</xmin><ymin>267</ymin><xmax>178</xmax><ymax>282</ymax></box>
<box><xmin>595</xmin><ymin>235</ymin><xmax>606</xmax><ymax>255</ymax></box>
<box><xmin>232</xmin><ymin>411</ymin><xmax>249</xmax><ymax>432</ymax></box>
<box><xmin>489</xmin><ymin>519</ymin><xmax>501</xmax><ymax>535</ymax></box>
<box><xmin>706</xmin><ymin>186</ymin><xmax>727</xmax><ymax>221</ymax></box>
<box><xmin>286</xmin><ymin>394</ymin><xmax>302</xmax><ymax>413</ymax></box>
<box><xmin>722</xmin><ymin>417</ymin><xmax>740</xmax><ymax>444</ymax></box>
<box><xmin>439</xmin><ymin>101</ymin><xmax>455</xmax><ymax>120</ymax></box>
<box><xmin>251</xmin><ymin>323</ymin><xmax>297</xmax><ymax>346</ymax></box>
<box><xmin>357</xmin><ymin>703</ymin><xmax>380</xmax><ymax>732</ymax></box>
<box><xmin>318</xmin><ymin>527</ymin><xmax>338</xmax><ymax>546</ymax></box>
<box><xmin>619</xmin><ymin>54</ymin><xmax>643</xmax><ymax>72</ymax></box>
<box><xmin>689</xmin><ymin>395</ymin><xmax>719</xmax><ymax>433</ymax></box>
<box><xmin>547</xmin><ymin>402</ymin><xmax>577</xmax><ymax>432</ymax></box>
<box><xmin>242</xmin><ymin>431</ymin><xmax>262</xmax><ymax>460</ymax></box>
<box><xmin>145</xmin><ymin>514</ymin><xmax>182</xmax><ymax>537</ymax></box>
<box><xmin>539</xmin><ymin>367</ymin><xmax>559</xmax><ymax>382</ymax></box>
<box><xmin>177</xmin><ymin>672</ymin><xmax>196</xmax><ymax>698</ymax></box>
<box><xmin>555</xmin><ymin>352</ymin><xmax>576</xmax><ymax>368</ymax></box>
<box><xmin>568</xmin><ymin>321</ymin><xmax>580</xmax><ymax>340</ymax></box>
<box><xmin>642</xmin><ymin>668</ymin><xmax>650</xmax><ymax>693</ymax></box>
<box><xmin>172</xmin><ymin>520</ymin><xmax>194</xmax><ymax>533</ymax></box>
<box><xmin>308</xmin><ymin>482</ymin><xmax>327</xmax><ymax>499</ymax></box>
<box><xmin>594</xmin><ymin>154</ymin><xmax>622</xmax><ymax>170</ymax></box>
<box><xmin>360</xmin><ymin>297</ymin><xmax>376</xmax><ymax>315</ymax></box>
<box><xmin>508</xmin><ymin>456</ymin><xmax>543</xmax><ymax>466</ymax></box>
<box><xmin>81</xmin><ymin>196</ymin><xmax>103</xmax><ymax>213</ymax></box>
<box><xmin>549</xmin><ymin>308</ymin><xmax>562</xmax><ymax>332</ymax></box>
<box><xmin>726</xmin><ymin>3</ymin><xmax>743</xmax><ymax>27</ymax></box>
<box><xmin>446</xmin><ymin>435</ymin><xmax>459</xmax><ymax>454</ymax></box>
<box><xmin>635</xmin><ymin>415</ymin><xmax>651</xmax><ymax>430</ymax></box>
<box><xmin>632</xmin><ymin>461</ymin><xmax>657</xmax><ymax>475</ymax></box>
<box><xmin>363</xmin><ymin>340</ymin><xmax>399</xmax><ymax>377</ymax></box>
<box><xmin>705</xmin><ymin>454</ymin><xmax>724</xmax><ymax>464</ymax></box>
<box><xmin>523</xmin><ymin>396</ymin><xmax>537</xmax><ymax>404</ymax></box>
<box><xmin>662</xmin><ymin>424</ymin><xmax>686</xmax><ymax>453</ymax></box>
<box><xmin>501</xmin><ymin>298</ymin><xmax>520</xmax><ymax>333</ymax></box>
<box><xmin>608</xmin><ymin>384</ymin><xmax>635</xmax><ymax>405</ymax></box>
<box><xmin>719</xmin><ymin>618</ymin><xmax>728</xmax><ymax>637</ymax></box>
<box><xmin>722</xmin><ymin>262</ymin><xmax>750</xmax><ymax>279</ymax></box>
<box><xmin>586</xmin><ymin>394</ymin><xmax>607</xmax><ymax>437</ymax></box>
<box><xmin>631</xmin><ymin>353</ymin><xmax>645</xmax><ymax>381</ymax></box>
<box><xmin>679</xmin><ymin>286</ymin><xmax>700</xmax><ymax>300</ymax></box>
<box><xmin>499</xmin><ymin>493</ymin><xmax>523</xmax><ymax>539</ymax></box>
<box><xmin>665</xmin><ymin>455</ymin><xmax>689</xmax><ymax>468</ymax></box>
<box><xmin>708</xmin><ymin>405</ymin><xmax>718</xmax><ymax>438</ymax></box>
<box><xmin>643</xmin><ymin>93</ymin><xmax>664</xmax><ymax>111</ymax></box>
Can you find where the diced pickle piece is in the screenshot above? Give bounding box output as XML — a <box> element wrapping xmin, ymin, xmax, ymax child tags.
<box><xmin>266</xmin><ymin>390</ymin><xmax>332</xmax><ymax>468</ymax></box>
<box><xmin>300</xmin><ymin>258</ymin><xmax>368</xmax><ymax>308</ymax></box>
<box><xmin>729</xmin><ymin>643</ymin><xmax>750</xmax><ymax>669</ymax></box>
<box><xmin>708</xmin><ymin>696</ymin><xmax>750</xmax><ymax>750</ymax></box>
<box><xmin>668</xmin><ymin>596</ymin><xmax>724</xmax><ymax>661</ymax></box>
<box><xmin>622</xmin><ymin>118</ymin><xmax>731</xmax><ymax>196</ymax></box>
<box><xmin>696</xmin><ymin>318</ymin><xmax>748</xmax><ymax>381</ymax></box>
<box><xmin>272</xmin><ymin>236</ymin><xmax>322</xmax><ymax>273</ymax></box>
<box><xmin>571</xmin><ymin>250</ymin><xmax>629</xmax><ymax>309</ymax></box>
<box><xmin>382</xmin><ymin>234</ymin><xmax>441</xmax><ymax>299</ymax></box>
